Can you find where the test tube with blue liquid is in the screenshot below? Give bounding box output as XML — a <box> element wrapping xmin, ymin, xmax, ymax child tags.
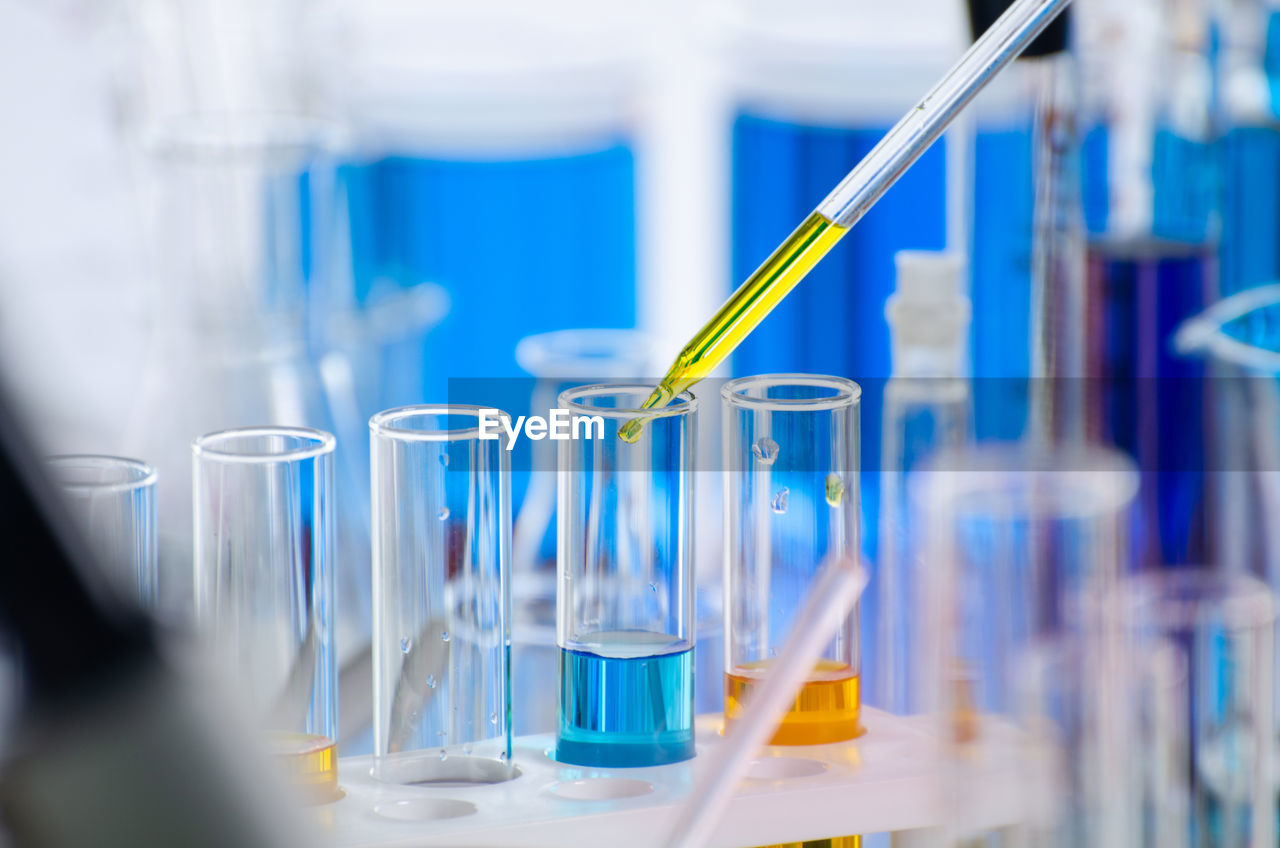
<box><xmin>555</xmin><ymin>384</ymin><xmax>696</xmax><ymax>767</ymax></box>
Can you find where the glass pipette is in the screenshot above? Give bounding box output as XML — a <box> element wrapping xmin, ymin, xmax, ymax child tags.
<box><xmin>620</xmin><ymin>0</ymin><xmax>1074</xmax><ymax>442</ymax></box>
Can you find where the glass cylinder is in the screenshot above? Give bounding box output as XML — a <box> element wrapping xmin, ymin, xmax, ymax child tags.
<box><xmin>47</xmin><ymin>455</ymin><xmax>158</xmax><ymax>608</ymax></box>
<box><xmin>369</xmin><ymin>406</ymin><xmax>513</xmax><ymax>781</ymax></box>
<box><xmin>1122</xmin><ymin>569</ymin><xmax>1276</xmax><ymax>848</ymax></box>
<box><xmin>722</xmin><ymin>374</ymin><xmax>860</xmax><ymax>745</ymax></box>
<box><xmin>917</xmin><ymin>443</ymin><xmax>1139</xmax><ymax>844</ymax></box>
<box><xmin>555</xmin><ymin>384</ymin><xmax>697</xmax><ymax>768</ymax></box>
<box><xmin>192</xmin><ymin>426</ymin><xmax>337</xmax><ymax>799</ymax></box>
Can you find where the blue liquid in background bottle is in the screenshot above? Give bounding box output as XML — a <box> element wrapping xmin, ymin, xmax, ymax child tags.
<box><xmin>1221</xmin><ymin>125</ymin><xmax>1280</xmax><ymax>297</ymax></box>
<box><xmin>971</xmin><ymin>125</ymin><xmax>1035</xmax><ymax>442</ymax></box>
<box><xmin>1085</xmin><ymin>241</ymin><xmax>1214</xmax><ymax>567</ymax></box>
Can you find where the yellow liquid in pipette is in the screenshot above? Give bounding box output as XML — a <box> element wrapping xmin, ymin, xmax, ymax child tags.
<box><xmin>619</xmin><ymin>211</ymin><xmax>849</xmax><ymax>442</ymax></box>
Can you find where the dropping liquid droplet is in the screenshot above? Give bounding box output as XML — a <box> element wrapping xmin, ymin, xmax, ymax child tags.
<box><xmin>400</xmin><ymin>637</ymin><xmax>411</xmax><ymax>653</ymax></box>
<box><xmin>439</xmin><ymin>749</ymin><xmax>448</xmax><ymax>761</ymax></box>
<box><xmin>649</xmin><ymin>583</ymin><xmax>657</xmax><ymax>593</ymax></box>
<box><xmin>825</xmin><ymin>473</ymin><xmax>845</xmax><ymax>507</ymax></box>
<box><xmin>441</xmin><ymin>630</ymin><xmax>450</xmax><ymax>642</ymax></box>
<box><xmin>752</xmin><ymin>437</ymin><xmax>779</xmax><ymax>465</ymax></box>
<box><xmin>426</xmin><ymin>674</ymin><xmax>436</xmax><ymax>689</ymax></box>
<box><xmin>439</xmin><ymin>452</ymin><xmax>449</xmax><ymax>467</ymax></box>
<box><xmin>771</xmin><ymin>487</ymin><xmax>789</xmax><ymax>514</ymax></box>
<box><xmin>489</xmin><ymin>712</ymin><xmax>498</xmax><ymax>726</ymax></box>
<box><xmin>438</xmin><ymin>507</ymin><xmax>450</xmax><ymax>520</ymax></box>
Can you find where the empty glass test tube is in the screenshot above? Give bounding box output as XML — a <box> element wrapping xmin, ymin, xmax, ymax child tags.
<box><xmin>192</xmin><ymin>426</ymin><xmax>337</xmax><ymax>800</ymax></box>
<box><xmin>47</xmin><ymin>455</ymin><xmax>158</xmax><ymax>608</ymax></box>
<box><xmin>722</xmin><ymin>374</ymin><xmax>861</xmax><ymax>745</ymax></box>
<box><xmin>917</xmin><ymin>443</ymin><xmax>1139</xmax><ymax>844</ymax></box>
<box><xmin>370</xmin><ymin>406</ymin><xmax>513</xmax><ymax>783</ymax></box>
<box><xmin>1122</xmin><ymin>569</ymin><xmax>1276</xmax><ymax>848</ymax></box>
<box><xmin>556</xmin><ymin>384</ymin><xmax>697</xmax><ymax>768</ymax></box>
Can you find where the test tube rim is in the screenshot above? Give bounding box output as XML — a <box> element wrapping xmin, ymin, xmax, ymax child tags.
<box><xmin>917</xmin><ymin>443</ymin><xmax>1139</xmax><ymax>520</ymax></box>
<box><xmin>1123</xmin><ymin>568</ymin><xmax>1277</xmax><ymax>633</ymax></box>
<box><xmin>558</xmin><ymin>383</ymin><xmax>698</xmax><ymax>419</ymax></box>
<box><xmin>369</xmin><ymin>404</ymin><xmax>513</xmax><ymax>443</ymax></box>
<box><xmin>1175</xmin><ymin>282</ymin><xmax>1280</xmax><ymax>372</ymax></box>
<box><xmin>721</xmin><ymin>373</ymin><xmax>861</xmax><ymax>412</ymax></box>
<box><xmin>46</xmin><ymin>454</ymin><xmax>157</xmax><ymax>495</ymax></box>
<box><xmin>192</xmin><ymin>425</ymin><xmax>336</xmax><ymax>464</ymax></box>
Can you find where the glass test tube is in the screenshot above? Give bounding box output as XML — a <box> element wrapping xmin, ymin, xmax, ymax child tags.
<box><xmin>511</xmin><ymin>330</ymin><xmax>655</xmax><ymax>737</ymax></box>
<box><xmin>1122</xmin><ymin>570</ymin><xmax>1276</xmax><ymax>848</ymax></box>
<box><xmin>192</xmin><ymin>426</ymin><xmax>337</xmax><ymax>800</ymax></box>
<box><xmin>556</xmin><ymin>384</ymin><xmax>697</xmax><ymax>768</ymax></box>
<box><xmin>370</xmin><ymin>406</ymin><xmax>513</xmax><ymax>781</ymax></box>
<box><xmin>917</xmin><ymin>443</ymin><xmax>1139</xmax><ymax>844</ymax></box>
<box><xmin>723</xmin><ymin>374</ymin><xmax>861</xmax><ymax>745</ymax></box>
<box><xmin>47</xmin><ymin>455</ymin><xmax>158</xmax><ymax>608</ymax></box>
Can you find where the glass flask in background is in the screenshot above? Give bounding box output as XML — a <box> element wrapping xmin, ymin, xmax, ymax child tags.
<box><xmin>722</xmin><ymin>374</ymin><xmax>861</xmax><ymax>745</ymax></box>
<box><xmin>308</xmin><ymin>0</ymin><xmax>643</xmax><ymax>401</ymax></box>
<box><xmin>1121</xmin><ymin>570</ymin><xmax>1275</xmax><ymax>848</ymax></box>
<box><xmin>1076</xmin><ymin>0</ymin><xmax>1219</xmax><ymax>568</ymax></box>
<box><xmin>192</xmin><ymin>426</ymin><xmax>338</xmax><ymax>803</ymax></box>
<box><xmin>369</xmin><ymin>406</ymin><xmax>514</xmax><ymax>783</ymax></box>
<box><xmin>508</xmin><ymin>329</ymin><xmax>656</xmax><ymax>735</ymax></box>
<box><xmin>555</xmin><ymin>384</ymin><xmax>697</xmax><ymax>768</ymax></box>
<box><xmin>917</xmin><ymin>443</ymin><xmax>1144</xmax><ymax>845</ymax></box>
<box><xmin>965</xmin><ymin>2</ymin><xmax>1081</xmax><ymax>444</ymax></box>
<box><xmin>875</xmin><ymin>252</ymin><xmax>971</xmax><ymax>714</ymax></box>
<box><xmin>1176</xmin><ymin>285</ymin><xmax>1280</xmax><ymax>585</ymax></box>
<box><xmin>126</xmin><ymin>116</ymin><xmax>371</xmax><ymax>659</ymax></box>
<box><xmin>46</xmin><ymin>455</ymin><xmax>158</xmax><ymax>609</ymax></box>
<box><xmin>718</xmin><ymin>0</ymin><xmax>960</xmax><ymax>574</ymax></box>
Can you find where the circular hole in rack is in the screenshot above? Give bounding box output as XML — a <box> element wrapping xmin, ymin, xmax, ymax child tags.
<box><xmin>744</xmin><ymin>757</ymin><xmax>828</xmax><ymax>781</ymax></box>
<box><xmin>372</xmin><ymin>754</ymin><xmax>522</xmax><ymax>787</ymax></box>
<box><xmin>373</xmin><ymin>798</ymin><xmax>478</xmax><ymax>822</ymax></box>
<box><xmin>549</xmin><ymin>778</ymin><xmax>655</xmax><ymax>801</ymax></box>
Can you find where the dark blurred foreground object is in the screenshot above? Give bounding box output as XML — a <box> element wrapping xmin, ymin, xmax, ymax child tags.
<box><xmin>0</xmin><ymin>388</ymin><xmax>301</xmax><ymax>848</ymax></box>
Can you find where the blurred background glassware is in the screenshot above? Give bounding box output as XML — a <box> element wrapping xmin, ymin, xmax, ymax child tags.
<box><xmin>1075</xmin><ymin>0</ymin><xmax>1219</xmax><ymax>568</ymax></box>
<box><xmin>46</xmin><ymin>455</ymin><xmax>158</xmax><ymax>609</ymax></box>
<box><xmin>1176</xmin><ymin>284</ymin><xmax>1280</xmax><ymax>584</ymax></box>
<box><xmin>509</xmin><ymin>329</ymin><xmax>666</xmax><ymax>734</ymax></box>
<box><xmin>124</xmin><ymin>115</ymin><xmax>374</xmax><ymax>653</ymax></box>
<box><xmin>917</xmin><ymin>443</ymin><xmax>1140</xmax><ymax>844</ymax></box>
<box><xmin>1121</xmin><ymin>569</ymin><xmax>1276</xmax><ymax>848</ymax></box>
<box><xmin>875</xmin><ymin>251</ymin><xmax>971</xmax><ymax>713</ymax></box>
<box><xmin>369</xmin><ymin>405</ymin><xmax>513</xmax><ymax>781</ymax></box>
<box><xmin>192</xmin><ymin>425</ymin><xmax>338</xmax><ymax>802</ymax></box>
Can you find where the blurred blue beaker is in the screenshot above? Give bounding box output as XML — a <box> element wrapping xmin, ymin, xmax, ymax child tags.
<box><xmin>1176</xmin><ymin>284</ymin><xmax>1280</xmax><ymax>583</ymax></box>
<box><xmin>309</xmin><ymin>0</ymin><xmax>642</xmax><ymax>398</ymax></box>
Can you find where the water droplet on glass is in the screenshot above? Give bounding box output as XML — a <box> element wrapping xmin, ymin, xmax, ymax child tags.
<box><xmin>489</xmin><ymin>712</ymin><xmax>498</xmax><ymax>726</ymax></box>
<box><xmin>499</xmin><ymin>751</ymin><xmax>508</xmax><ymax>762</ymax></box>
<box><xmin>426</xmin><ymin>674</ymin><xmax>436</xmax><ymax>689</ymax></box>
<box><xmin>438</xmin><ymin>507</ymin><xmax>450</xmax><ymax>520</ymax></box>
<box><xmin>771</xmin><ymin>487</ymin><xmax>789</xmax><ymax>514</ymax></box>
<box><xmin>463</xmin><ymin>743</ymin><xmax>473</xmax><ymax>755</ymax></box>
<box><xmin>751</xmin><ymin>437</ymin><xmax>779</xmax><ymax>465</ymax></box>
<box><xmin>825</xmin><ymin>473</ymin><xmax>845</xmax><ymax>507</ymax></box>
<box><xmin>649</xmin><ymin>582</ymin><xmax>657</xmax><ymax>593</ymax></box>
<box><xmin>439</xmin><ymin>749</ymin><xmax>448</xmax><ymax>761</ymax></box>
<box><xmin>441</xmin><ymin>630</ymin><xmax>450</xmax><ymax>642</ymax></box>
<box><xmin>400</xmin><ymin>637</ymin><xmax>411</xmax><ymax>653</ymax></box>
<box><xmin>439</xmin><ymin>452</ymin><xmax>449</xmax><ymax>467</ymax></box>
